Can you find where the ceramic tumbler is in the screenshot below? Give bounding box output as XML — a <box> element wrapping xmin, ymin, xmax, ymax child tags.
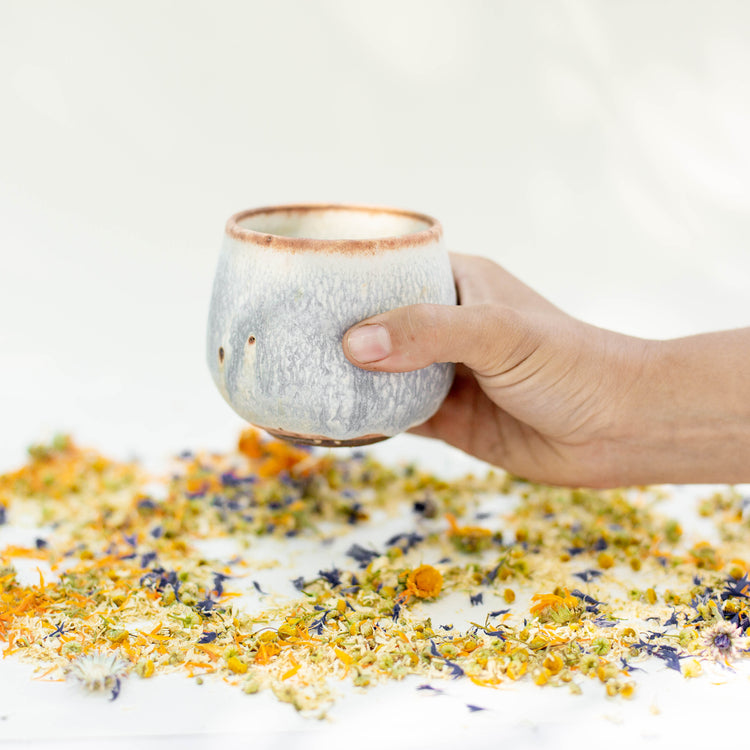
<box><xmin>206</xmin><ymin>204</ymin><xmax>456</xmax><ymax>446</ymax></box>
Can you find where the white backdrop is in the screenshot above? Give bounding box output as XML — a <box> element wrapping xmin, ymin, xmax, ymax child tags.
<box><xmin>1</xmin><ymin>2</ymin><xmax>749</xmax><ymax>747</ymax></box>
<box><xmin>2</xmin><ymin>0</ymin><xmax>749</xmax><ymax>464</ymax></box>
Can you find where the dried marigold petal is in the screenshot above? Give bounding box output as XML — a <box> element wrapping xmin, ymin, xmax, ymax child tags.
<box><xmin>543</xmin><ymin>653</ymin><xmax>564</xmax><ymax>674</ymax></box>
<box><xmin>530</xmin><ymin>591</ymin><xmax>576</xmax><ymax>615</ymax></box>
<box><xmin>333</xmin><ymin>647</ymin><xmax>354</xmax><ymax>666</ymax></box>
<box><xmin>226</xmin><ymin>656</ymin><xmax>248</xmax><ymax>674</ymax></box>
<box><xmin>237</xmin><ymin>429</ymin><xmax>264</xmax><ymax>459</ymax></box>
<box><xmin>445</xmin><ymin>513</ymin><xmax>492</xmax><ymax>548</ymax></box>
<box><xmin>506</xmin><ymin>661</ymin><xmax>527</xmax><ymax>680</ymax></box>
<box><xmin>533</xmin><ymin>667</ymin><xmax>550</xmax><ymax>686</ymax></box>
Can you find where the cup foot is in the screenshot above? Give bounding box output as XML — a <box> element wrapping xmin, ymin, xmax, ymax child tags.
<box><xmin>261</xmin><ymin>427</ymin><xmax>390</xmax><ymax>448</ymax></box>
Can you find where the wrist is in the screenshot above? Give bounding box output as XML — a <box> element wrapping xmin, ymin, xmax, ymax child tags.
<box><xmin>578</xmin><ymin>329</ymin><xmax>654</xmax><ymax>487</ymax></box>
<box><xmin>606</xmin><ymin>333</ymin><xmax>750</xmax><ymax>485</ymax></box>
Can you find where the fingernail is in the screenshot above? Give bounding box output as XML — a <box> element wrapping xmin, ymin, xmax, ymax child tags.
<box><xmin>346</xmin><ymin>324</ymin><xmax>391</xmax><ymax>363</ymax></box>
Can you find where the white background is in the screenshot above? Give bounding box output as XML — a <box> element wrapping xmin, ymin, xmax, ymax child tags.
<box><xmin>1</xmin><ymin>1</ymin><xmax>749</xmax><ymax>748</ymax></box>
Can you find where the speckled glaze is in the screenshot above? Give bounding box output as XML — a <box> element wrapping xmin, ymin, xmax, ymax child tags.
<box><xmin>207</xmin><ymin>204</ymin><xmax>456</xmax><ymax>444</ymax></box>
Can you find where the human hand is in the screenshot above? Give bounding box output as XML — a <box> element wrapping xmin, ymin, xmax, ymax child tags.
<box><xmin>342</xmin><ymin>254</ymin><xmax>749</xmax><ymax>487</ymax></box>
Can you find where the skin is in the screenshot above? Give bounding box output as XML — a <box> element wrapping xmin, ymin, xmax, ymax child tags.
<box><xmin>343</xmin><ymin>253</ymin><xmax>750</xmax><ymax>488</ymax></box>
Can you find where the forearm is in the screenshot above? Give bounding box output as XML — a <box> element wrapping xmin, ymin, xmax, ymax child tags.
<box><xmin>609</xmin><ymin>329</ymin><xmax>750</xmax><ymax>485</ymax></box>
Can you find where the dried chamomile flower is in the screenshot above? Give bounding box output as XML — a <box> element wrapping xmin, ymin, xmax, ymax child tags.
<box><xmin>404</xmin><ymin>565</ymin><xmax>443</xmax><ymax>599</ymax></box>
<box><xmin>529</xmin><ymin>591</ymin><xmax>580</xmax><ymax>624</ymax></box>
<box><xmin>66</xmin><ymin>651</ymin><xmax>130</xmax><ymax>699</ymax></box>
<box><xmin>446</xmin><ymin>513</ymin><xmax>494</xmax><ymax>553</ymax></box>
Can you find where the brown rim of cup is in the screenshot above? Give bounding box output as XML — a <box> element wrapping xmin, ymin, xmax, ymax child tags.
<box><xmin>225</xmin><ymin>203</ymin><xmax>443</xmax><ymax>252</ymax></box>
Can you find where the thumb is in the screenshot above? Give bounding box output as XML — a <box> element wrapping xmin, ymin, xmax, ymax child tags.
<box><xmin>342</xmin><ymin>303</ymin><xmax>536</xmax><ymax>376</ymax></box>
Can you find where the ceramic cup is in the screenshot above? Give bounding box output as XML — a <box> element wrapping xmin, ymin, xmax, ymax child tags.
<box><xmin>206</xmin><ymin>203</ymin><xmax>456</xmax><ymax>446</ymax></box>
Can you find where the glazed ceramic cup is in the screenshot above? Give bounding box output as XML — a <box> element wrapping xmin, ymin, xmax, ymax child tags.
<box><xmin>206</xmin><ymin>204</ymin><xmax>456</xmax><ymax>446</ymax></box>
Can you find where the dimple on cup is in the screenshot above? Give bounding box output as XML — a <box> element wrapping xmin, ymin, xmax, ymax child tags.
<box><xmin>206</xmin><ymin>203</ymin><xmax>456</xmax><ymax>446</ymax></box>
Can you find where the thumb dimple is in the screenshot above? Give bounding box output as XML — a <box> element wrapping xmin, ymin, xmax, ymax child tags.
<box><xmin>343</xmin><ymin>302</ymin><xmax>529</xmax><ymax>375</ymax></box>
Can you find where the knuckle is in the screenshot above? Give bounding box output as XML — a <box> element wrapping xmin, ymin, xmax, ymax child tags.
<box><xmin>479</xmin><ymin>302</ymin><xmax>518</xmax><ymax>332</ymax></box>
<box><xmin>400</xmin><ymin>305</ymin><xmax>442</xmax><ymax>343</ymax></box>
<box><xmin>470</xmin><ymin>303</ymin><xmax>537</xmax><ymax>374</ymax></box>
<box><xmin>452</xmin><ymin>253</ymin><xmax>499</xmax><ymax>273</ymax></box>
<box><xmin>454</xmin><ymin>257</ymin><xmax>504</xmax><ymax>305</ymax></box>
<box><xmin>471</xmin><ymin>255</ymin><xmax>501</xmax><ymax>275</ymax></box>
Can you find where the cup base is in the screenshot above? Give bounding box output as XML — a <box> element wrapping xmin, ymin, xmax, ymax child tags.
<box><xmin>261</xmin><ymin>426</ymin><xmax>390</xmax><ymax>448</ymax></box>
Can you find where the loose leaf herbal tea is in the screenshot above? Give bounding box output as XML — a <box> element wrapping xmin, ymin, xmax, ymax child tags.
<box><xmin>0</xmin><ymin>431</ymin><xmax>748</xmax><ymax>715</ymax></box>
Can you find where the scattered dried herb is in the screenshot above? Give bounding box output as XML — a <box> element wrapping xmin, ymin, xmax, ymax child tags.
<box><xmin>1</xmin><ymin>430</ymin><xmax>749</xmax><ymax>717</ymax></box>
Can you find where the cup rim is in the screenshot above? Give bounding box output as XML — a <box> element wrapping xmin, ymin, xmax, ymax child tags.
<box><xmin>225</xmin><ymin>203</ymin><xmax>442</xmax><ymax>252</ymax></box>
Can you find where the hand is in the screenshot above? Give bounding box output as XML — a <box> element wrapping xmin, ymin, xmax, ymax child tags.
<box><xmin>343</xmin><ymin>254</ymin><xmax>750</xmax><ymax>488</ymax></box>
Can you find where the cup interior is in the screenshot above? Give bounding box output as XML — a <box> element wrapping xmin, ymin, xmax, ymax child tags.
<box><xmin>234</xmin><ymin>205</ymin><xmax>434</xmax><ymax>241</ymax></box>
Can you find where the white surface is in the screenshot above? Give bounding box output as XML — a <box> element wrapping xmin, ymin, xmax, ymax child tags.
<box><xmin>1</xmin><ymin>1</ymin><xmax>749</xmax><ymax>748</ymax></box>
<box><xmin>0</xmin><ymin>645</ymin><xmax>747</xmax><ymax>750</ymax></box>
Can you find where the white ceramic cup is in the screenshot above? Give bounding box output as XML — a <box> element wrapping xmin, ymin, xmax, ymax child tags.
<box><xmin>206</xmin><ymin>204</ymin><xmax>456</xmax><ymax>446</ymax></box>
